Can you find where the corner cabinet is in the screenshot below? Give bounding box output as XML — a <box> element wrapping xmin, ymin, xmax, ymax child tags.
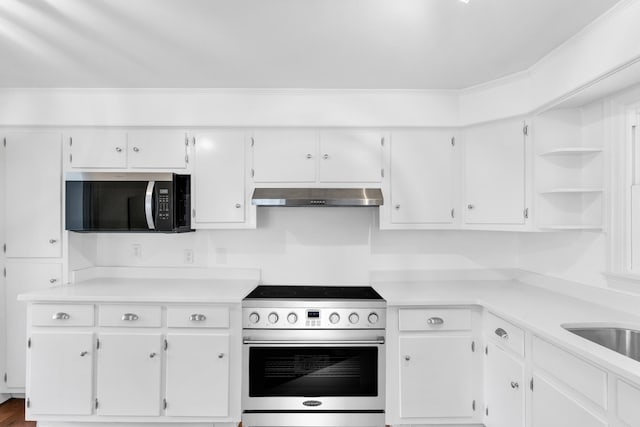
<box><xmin>25</xmin><ymin>302</ymin><xmax>239</xmax><ymax>425</ymax></box>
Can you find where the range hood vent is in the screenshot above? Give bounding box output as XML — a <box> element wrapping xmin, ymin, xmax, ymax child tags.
<box><xmin>251</xmin><ymin>188</ymin><xmax>383</xmax><ymax>207</ymax></box>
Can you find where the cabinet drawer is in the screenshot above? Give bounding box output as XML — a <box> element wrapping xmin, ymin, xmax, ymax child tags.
<box><xmin>617</xmin><ymin>380</ymin><xmax>640</xmax><ymax>427</ymax></box>
<box><xmin>533</xmin><ymin>337</ymin><xmax>607</xmax><ymax>409</ymax></box>
<box><xmin>485</xmin><ymin>312</ymin><xmax>525</xmax><ymax>357</ymax></box>
<box><xmin>399</xmin><ymin>308</ymin><xmax>471</xmax><ymax>331</ymax></box>
<box><xmin>167</xmin><ymin>306</ymin><xmax>229</xmax><ymax>328</ymax></box>
<box><xmin>99</xmin><ymin>305</ymin><xmax>162</xmax><ymax>327</ymax></box>
<box><xmin>31</xmin><ymin>304</ymin><xmax>94</xmax><ymax>327</ymax></box>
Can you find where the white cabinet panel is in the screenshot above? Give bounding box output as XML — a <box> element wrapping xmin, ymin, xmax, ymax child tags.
<box><xmin>485</xmin><ymin>342</ymin><xmax>525</xmax><ymax>427</ymax></box>
<box><xmin>127</xmin><ymin>130</ymin><xmax>188</xmax><ymax>169</ymax></box>
<box><xmin>28</xmin><ymin>332</ymin><xmax>94</xmax><ymax>415</ymax></box>
<box><xmin>531</xmin><ymin>374</ymin><xmax>606</xmax><ymax>427</ymax></box>
<box><xmin>5</xmin><ymin>262</ymin><xmax>62</xmax><ymax>389</ymax></box>
<box><xmin>617</xmin><ymin>380</ymin><xmax>640</xmax><ymax>427</ymax></box>
<box><xmin>252</xmin><ymin>130</ymin><xmax>317</xmax><ymax>182</ymax></box>
<box><xmin>319</xmin><ymin>130</ymin><xmax>382</xmax><ymax>183</ymax></box>
<box><xmin>96</xmin><ymin>333</ymin><xmax>162</xmax><ymax>416</ymax></box>
<box><xmin>464</xmin><ymin>119</ymin><xmax>526</xmax><ymax>225</ymax></box>
<box><xmin>399</xmin><ymin>335</ymin><xmax>474</xmax><ymax>418</ymax></box>
<box><xmin>5</xmin><ymin>132</ymin><xmax>61</xmax><ymax>258</ymax></box>
<box><xmin>193</xmin><ymin>131</ymin><xmax>246</xmax><ymax>224</ymax></box>
<box><xmin>165</xmin><ymin>333</ymin><xmax>229</xmax><ymax>417</ymax></box>
<box><xmin>390</xmin><ymin>130</ymin><xmax>454</xmax><ymax>224</ymax></box>
<box><xmin>67</xmin><ymin>130</ymin><xmax>127</xmax><ymax>168</ymax></box>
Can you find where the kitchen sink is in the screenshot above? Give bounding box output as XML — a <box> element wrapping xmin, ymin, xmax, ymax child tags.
<box><xmin>563</xmin><ymin>326</ymin><xmax>640</xmax><ymax>362</ymax></box>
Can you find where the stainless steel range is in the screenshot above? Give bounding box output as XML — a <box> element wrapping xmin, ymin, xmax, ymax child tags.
<box><xmin>242</xmin><ymin>285</ymin><xmax>386</xmax><ymax>427</ymax></box>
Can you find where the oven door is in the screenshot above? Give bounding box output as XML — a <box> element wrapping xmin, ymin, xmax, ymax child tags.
<box><xmin>243</xmin><ymin>329</ymin><xmax>385</xmax><ymax>412</ymax></box>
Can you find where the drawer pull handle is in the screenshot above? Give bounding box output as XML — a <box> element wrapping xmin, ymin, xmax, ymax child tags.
<box><xmin>218</xmin><ymin>353</ymin><xmax>225</xmax><ymax>359</ymax></box>
<box><xmin>52</xmin><ymin>312</ymin><xmax>70</xmax><ymax>320</ymax></box>
<box><xmin>511</xmin><ymin>381</ymin><xmax>519</xmax><ymax>389</ymax></box>
<box><xmin>495</xmin><ymin>328</ymin><xmax>509</xmax><ymax>340</ymax></box>
<box><xmin>80</xmin><ymin>351</ymin><xmax>89</xmax><ymax>357</ymax></box>
<box><xmin>149</xmin><ymin>352</ymin><xmax>157</xmax><ymax>358</ymax></box>
<box><xmin>427</xmin><ymin>317</ymin><xmax>444</xmax><ymax>325</ymax></box>
<box><xmin>122</xmin><ymin>313</ymin><xmax>139</xmax><ymax>321</ymax></box>
<box><xmin>49</xmin><ymin>278</ymin><xmax>58</xmax><ymax>284</ymax></box>
<box><xmin>189</xmin><ymin>314</ymin><xmax>207</xmax><ymax>322</ymax></box>
<box><xmin>404</xmin><ymin>355</ymin><xmax>411</xmax><ymax>361</ymax></box>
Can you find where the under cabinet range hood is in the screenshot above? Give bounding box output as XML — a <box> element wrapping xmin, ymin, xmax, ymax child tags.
<box><xmin>251</xmin><ymin>188</ymin><xmax>383</xmax><ymax>207</ymax></box>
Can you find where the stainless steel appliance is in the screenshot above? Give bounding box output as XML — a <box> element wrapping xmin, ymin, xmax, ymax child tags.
<box><xmin>65</xmin><ymin>172</ymin><xmax>191</xmax><ymax>233</ymax></box>
<box><xmin>242</xmin><ymin>285</ymin><xmax>386</xmax><ymax>427</ymax></box>
<box><xmin>251</xmin><ymin>188</ymin><xmax>383</xmax><ymax>207</ymax></box>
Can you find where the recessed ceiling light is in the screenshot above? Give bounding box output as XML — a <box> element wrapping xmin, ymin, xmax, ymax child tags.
<box><xmin>459</xmin><ymin>0</ymin><xmax>470</xmax><ymax>3</ymax></box>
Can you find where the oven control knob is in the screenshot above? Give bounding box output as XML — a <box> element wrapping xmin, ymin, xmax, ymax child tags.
<box><xmin>249</xmin><ymin>312</ymin><xmax>260</xmax><ymax>324</ymax></box>
<box><xmin>329</xmin><ymin>312</ymin><xmax>340</xmax><ymax>324</ymax></box>
<box><xmin>368</xmin><ymin>312</ymin><xmax>379</xmax><ymax>324</ymax></box>
<box><xmin>268</xmin><ymin>312</ymin><xmax>279</xmax><ymax>324</ymax></box>
<box><xmin>287</xmin><ymin>312</ymin><xmax>298</xmax><ymax>324</ymax></box>
<box><xmin>349</xmin><ymin>312</ymin><xmax>360</xmax><ymax>324</ymax></box>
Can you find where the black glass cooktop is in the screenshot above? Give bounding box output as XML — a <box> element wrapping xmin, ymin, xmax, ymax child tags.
<box><xmin>244</xmin><ymin>285</ymin><xmax>383</xmax><ymax>300</ymax></box>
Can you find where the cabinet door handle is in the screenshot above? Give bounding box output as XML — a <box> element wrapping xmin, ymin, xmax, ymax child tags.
<box><xmin>427</xmin><ymin>317</ymin><xmax>444</xmax><ymax>325</ymax></box>
<box><xmin>218</xmin><ymin>353</ymin><xmax>225</xmax><ymax>359</ymax></box>
<box><xmin>510</xmin><ymin>381</ymin><xmax>519</xmax><ymax>389</ymax></box>
<box><xmin>52</xmin><ymin>312</ymin><xmax>70</xmax><ymax>320</ymax></box>
<box><xmin>49</xmin><ymin>278</ymin><xmax>58</xmax><ymax>284</ymax></box>
<box><xmin>306</xmin><ymin>154</ymin><xmax>313</xmax><ymax>159</ymax></box>
<box><xmin>115</xmin><ymin>147</ymin><xmax>123</xmax><ymax>153</ymax></box>
<box><xmin>404</xmin><ymin>355</ymin><xmax>411</xmax><ymax>361</ymax></box>
<box><xmin>235</xmin><ymin>203</ymin><xmax>242</xmax><ymax>209</ymax></box>
<box><xmin>149</xmin><ymin>352</ymin><xmax>157</xmax><ymax>358</ymax></box>
<box><xmin>322</xmin><ymin>154</ymin><xmax>329</xmax><ymax>160</ymax></box>
<box><xmin>395</xmin><ymin>204</ymin><xmax>400</xmax><ymax>210</ymax></box>
<box><xmin>467</xmin><ymin>204</ymin><xmax>474</xmax><ymax>210</ymax></box>
<box><xmin>133</xmin><ymin>146</ymin><xmax>140</xmax><ymax>152</ymax></box>
<box><xmin>49</xmin><ymin>239</ymin><xmax>57</xmax><ymax>244</ymax></box>
<box><xmin>189</xmin><ymin>314</ymin><xmax>207</xmax><ymax>322</ymax></box>
<box><xmin>80</xmin><ymin>351</ymin><xmax>89</xmax><ymax>357</ymax></box>
<box><xmin>122</xmin><ymin>313</ymin><xmax>139</xmax><ymax>321</ymax></box>
<box><xmin>495</xmin><ymin>328</ymin><xmax>509</xmax><ymax>340</ymax></box>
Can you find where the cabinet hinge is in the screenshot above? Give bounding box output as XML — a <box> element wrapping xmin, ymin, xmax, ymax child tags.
<box><xmin>191</xmin><ymin>136</ymin><xmax>196</xmax><ymax>145</ymax></box>
<box><xmin>3</xmin><ymin>137</ymin><xmax>5</xmax><ymax>147</ymax></box>
<box><xmin>451</xmin><ymin>208</ymin><xmax>455</xmax><ymax>219</ymax></box>
<box><xmin>185</xmin><ymin>154</ymin><xmax>189</xmax><ymax>164</ymax></box>
<box><xmin>2</xmin><ymin>243</ymin><xmax>5</xmax><ymax>253</ymax></box>
<box><xmin>3</xmin><ymin>373</ymin><xmax>6</xmax><ymax>383</ymax></box>
<box><xmin>472</xmin><ymin>400</ymin><xmax>476</xmax><ymax>411</ymax></box>
<box><xmin>381</xmin><ymin>137</ymin><xmax>385</xmax><ymax>147</ymax></box>
<box><xmin>27</xmin><ymin>338</ymin><xmax>31</xmax><ymax>349</ymax></box>
<box><xmin>471</xmin><ymin>341</ymin><xmax>475</xmax><ymax>352</ymax></box>
<box><xmin>95</xmin><ymin>398</ymin><xmax>99</xmax><ymax>409</ymax></box>
<box><xmin>381</xmin><ymin>169</ymin><xmax>384</xmax><ymax>178</ymax></box>
<box><xmin>523</xmin><ymin>124</ymin><xmax>529</xmax><ymax>136</ymax></box>
<box><xmin>251</xmin><ymin>137</ymin><xmax>255</xmax><ymax>147</ymax></box>
<box><xmin>524</xmin><ymin>208</ymin><xmax>529</xmax><ymax>219</ymax></box>
<box><xmin>96</xmin><ymin>338</ymin><xmax>100</xmax><ymax>350</ymax></box>
<box><xmin>163</xmin><ymin>398</ymin><xmax>167</xmax><ymax>410</ymax></box>
<box><xmin>3</xmin><ymin>268</ymin><xmax>5</xmax><ymax>278</ymax></box>
<box><xmin>26</xmin><ymin>398</ymin><xmax>30</xmax><ymax>409</ymax></box>
<box><xmin>192</xmin><ymin>208</ymin><xmax>196</xmax><ymax>219</ymax></box>
<box><xmin>185</xmin><ymin>135</ymin><xmax>189</xmax><ymax>146</ymax></box>
<box><xmin>164</xmin><ymin>339</ymin><xmax>168</xmax><ymax>351</ymax></box>
<box><xmin>530</xmin><ymin>377</ymin><xmax>534</xmax><ymax>391</ymax></box>
<box><xmin>486</xmin><ymin>406</ymin><xmax>489</xmax><ymax>416</ymax></box>
<box><xmin>451</xmin><ymin>136</ymin><xmax>455</xmax><ymax>147</ymax></box>
<box><xmin>485</xmin><ymin>345</ymin><xmax>488</xmax><ymax>355</ymax></box>
<box><xmin>69</xmin><ymin>136</ymin><xmax>73</xmax><ymax>147</ymax></box>
<box><xmin>251</xmin><ymin>169</ymin><xmax>255</xmax><ymax>178</ymax></box>
<box><xmin>69</xmin><ymin>153</ymin><xmax>73</xmax><ymax>163</ymax></box>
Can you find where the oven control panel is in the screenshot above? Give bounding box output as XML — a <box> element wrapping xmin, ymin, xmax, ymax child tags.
<box><xmin>242</xmin><ymin>307</ymin><xmax>386</xmax><ymax>329</ymax></box>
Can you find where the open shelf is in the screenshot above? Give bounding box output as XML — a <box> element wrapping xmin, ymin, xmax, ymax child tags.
<box><xmin>538</xmin><ymin>147</ymin><xmax>602</xmax><ymax>156</ymax></box>
<box><xmin>538</xmin><ymin>225</ymin><xmax>603</xmax><ymax>231</ymax></box>
<box><xmin>539</xmin><ymin>188</ymin><xmax>603</xmax><ymax>194</ymax></box>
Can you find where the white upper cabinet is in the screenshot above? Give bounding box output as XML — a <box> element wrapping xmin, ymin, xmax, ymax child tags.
<box><xmin>192</xmin><ymin>131</ymin><xmax>251</xmax><ymax>227</ymax></box>
<box><xmin>252</xmin><ymin>130</ymin><xmax>318</xmax><ymax>183</ymax></box>
<box><xmin>68</xmin><ymin>130</ymin><xmax>127</xmax><ymax>169</ymax></box>
<box><xmin>388</xmin><ymin>130</ymin><xmax>455</xmax><ymax>225</ymax></box>
<box><xmin>5</xmin><ymin>132</ymin><xmax>62</xmax><ymax>258</ymax></box>
<box><xmin>318</xmin><ymin>130</ymin><xmax>383</xmax><ymax>183</ymax></box>
<box><xmin>252</xmin><ymin>129</ymin><xmax>382</xmax><ymax>185</ymax></box>
<box><xmin>66</xmin><ymin>129</ymin><xmax>189</xmax><ymax>170</ymax></box>
<box><xmin>464</xmin><ymin>118</ymin><xmax>527</xmax><ymax>225</ymax></box>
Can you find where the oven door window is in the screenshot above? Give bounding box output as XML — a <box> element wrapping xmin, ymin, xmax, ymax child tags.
<box><xmin>249</xmin><ymin>347</ymin><xmax>378</xmax><ymax>397</ymax></box>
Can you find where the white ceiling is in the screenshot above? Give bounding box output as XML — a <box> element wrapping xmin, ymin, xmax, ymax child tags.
<box><xmin>0</xmin><ymin>0</ymin><xmax>622</xmax><ymax>89</ymax></box>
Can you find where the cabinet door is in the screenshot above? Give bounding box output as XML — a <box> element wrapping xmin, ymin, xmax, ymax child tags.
<box><xmin>531</xmin><ymin>374</ymin><xmax>606</xmax><ymax>427</ymax></box>
<box><xmin>399</xmin><ymin>335</ymin><xmax>474</xmax><ymax>418</ymax></box>
<box><xmin>5</xmin><ymin>262</ymin><xmax>62</xmax><ymax>389</ymax></box>
<box><xmin>390</xmin><ymin>130</ymin><xmax>454</xmax><ymax>224</ymax></box>
<box><xmin>319</xmin><ymin>130</ymin><xmax>382</xmax><ymax>183</ymax></box>
<box><xmin>193</xmin><ymin>131</ymin><xmax>246</xmax><ymax>224</ymax></box>
<box><xmin>464</xmin><ymin>119</ymin><xmax>526</xmax><ymax>225</ymax></box>
<box><xmin>96</xmin><ymin>333</ymin><xmax>162</xmax><ymax>416</ymax></box>
<box><xmin>127</xmin><ymin>130</ymin><xmax>188</xmax><ymax>169</ymax></box>
<box><xmin>67</xmin><ymin>130</ymin><xmax>127</xmax><ymax>168</ymax></box>
<box><xmin>5</xmin><ymin>132</ymin><xmax>61</xmax><ymax>257</ymax></box>
<box><xmin>165</xmin><ymin>333</ymin><xmax>229</xmax><ymax>417</ymax></box>
<box><xmin>28</xmin><ymin>332</ymin><xmax>94</xmax><ymax>415</ymax></box>
<box><xmin>252</xmin><ymin>130</ymin><xmax>317</xmax><ymax>182</ymax></box>
<box><xmin>485</xmin><ymin>342</ymin><xmax>525</xmax><ymax>427</ymax></box>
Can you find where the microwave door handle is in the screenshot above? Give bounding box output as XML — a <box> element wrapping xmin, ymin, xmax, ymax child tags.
<box><xmin>145</xmin><ymin>181</ymin><xmax>156</xmax><ymax>230</ymax></box>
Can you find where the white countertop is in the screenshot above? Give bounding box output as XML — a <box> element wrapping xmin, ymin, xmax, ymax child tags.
<box><xmin>18</xmin><ymin>277</ymin><xmax>258</xmax><ymax>304</ymax></box>
<box><xmin>374</xmin><ymin>280</ymin><xmax>640</xmax><ymax>387</ymax></box>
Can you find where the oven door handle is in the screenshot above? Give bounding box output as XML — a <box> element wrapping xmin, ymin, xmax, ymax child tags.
<box><xmin>243</xmin><ymin>338</ymin><xmax>385</xmax><ymax>345</ymax></box>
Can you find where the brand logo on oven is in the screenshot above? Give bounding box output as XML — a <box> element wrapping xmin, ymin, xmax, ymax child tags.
<box><xmin>303</xmin><ymin>400</ymin><xmax>323</xmax><ymax>407</ymax></box>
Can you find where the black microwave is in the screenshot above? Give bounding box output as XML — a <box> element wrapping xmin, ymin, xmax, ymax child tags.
<box><xmin>65</xmin><ymin>173</ymin><xmax>191</xmax><ymax>232</ymax></box>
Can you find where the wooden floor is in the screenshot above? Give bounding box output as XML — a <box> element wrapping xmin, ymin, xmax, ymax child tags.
<box><xmin>0</xmin><ymin>399</ymin><xmax>35</xmax><ymax>427</ymax></box>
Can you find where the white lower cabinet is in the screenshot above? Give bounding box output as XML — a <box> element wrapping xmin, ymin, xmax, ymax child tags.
<box><xmin>165</xmin><ymin>333</ymin><xmax>230</xmax><ymax>416</ymax></box>
<box><xmin>617</xmin><ymin>380</ymin><xmax>640</xmax><ymax>427</ymax></box>
<box><xmin>484</xmin><ymin>342</ymin><xmax>525</xmax><ymax>427</ymax></box>
<box><xmin>96</xmin><ymin>333</ymin><xmax>163</xmax><ymax>416</ymax></box>
<box><xmin>28</xmin><ymin>332</ymin><xmax>94</xmax><ymax>415</ymax></box>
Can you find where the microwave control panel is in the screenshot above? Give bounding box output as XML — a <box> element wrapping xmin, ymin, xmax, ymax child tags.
<box><xmin>154</xmin><ymin>182</ymin><xmax>173</xmax><ymax>230</ymax></box>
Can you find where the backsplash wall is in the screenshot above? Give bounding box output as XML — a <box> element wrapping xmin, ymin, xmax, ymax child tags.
<box><xmin>86</xmin><ymin>208</ymin><xmax>520</xmax><ymax>284</ymax></box>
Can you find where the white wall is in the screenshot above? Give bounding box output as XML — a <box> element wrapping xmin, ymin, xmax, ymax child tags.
<box><xmin>88</xmin><ymin>208</ymin><xmax>520</xmax><ymax>284</ymax></box>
